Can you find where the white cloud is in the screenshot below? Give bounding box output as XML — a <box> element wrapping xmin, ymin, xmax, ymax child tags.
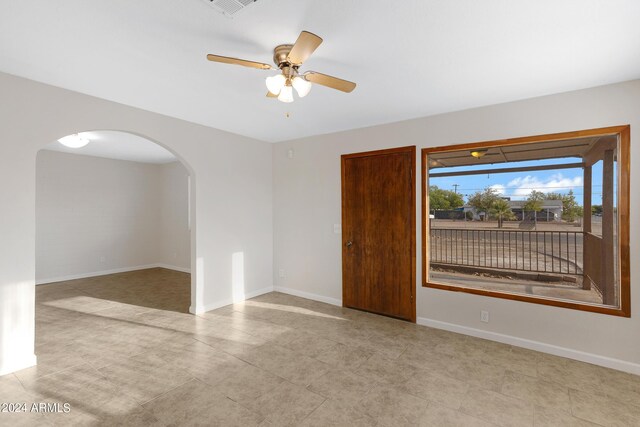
<box><xmin>506</xmin><ymin>173</ymin><xmax>583</xmax><ymax>200</ymax></box>
<box><xmin>490</xmin><ymin>184</ymin><xmax>506</xmax><ymax>195</ymax></box>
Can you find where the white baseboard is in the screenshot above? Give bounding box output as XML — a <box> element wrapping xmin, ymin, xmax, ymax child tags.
<box><xmin>274</xmin><ymin>286</ymin><xmax>343</xmax><ymax>307</ymax></box>
<box><xmin>190</xmin><ymin>286</ymin><xmax>275</xmax><ymax>314</ymax></box>
<box><xmin>155</xmin><ymin>263</ymin><xmax>191</xmax><ymax>274</ymax></box>
<box><xmin>36</xmin><ymin>264</ymin><xmax>161</xmax><ymax>285</ymax></box>
<box><xmin>0</xmin><ymin>353</ymin><xmax>37</xmax><ymax>376</ymax></box>
<box><xmin>417</xmin><ymin>316</ymin><xmax>640</xmax><ymax>376</ymax></box>
<box><xmin>36</xmin><ymin>263</ymin><xmax>190</xmax><ymax>285</ymax></box>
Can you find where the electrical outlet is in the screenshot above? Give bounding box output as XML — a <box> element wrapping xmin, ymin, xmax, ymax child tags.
<box><xmin>278</xmin><ymin>269</ymin><xmax>285</xmax><ymax>278</ymax></box>
<box><xmin>480</xmin><ymin>310</ymin><xmax>490</xmax><ymax>323</ymax></box>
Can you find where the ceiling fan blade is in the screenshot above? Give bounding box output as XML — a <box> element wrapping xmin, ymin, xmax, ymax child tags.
<box><xmin>266</xmin><ymin>91</ymin><xmax>278</xmax><ymax>98</ymax></box>
<box><xmin>304</xmin><ymin>71</ymin><xmax>356</xmax><ymax>93</ymax></box>
<box><xmin>287</xmin><ymin>31</ymin><xmax>323</xmax><ymax>65</ymax></box>
<box><xmin>207</xmin><ymin>54</ymin><xmax>272</xmax><ymax>70</ymax></box>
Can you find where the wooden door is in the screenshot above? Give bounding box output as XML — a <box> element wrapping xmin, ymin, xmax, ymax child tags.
<box><xmin>341</xmin><ymin>146</ymin><xmax>416</xmax><ymax>322</ymax></box>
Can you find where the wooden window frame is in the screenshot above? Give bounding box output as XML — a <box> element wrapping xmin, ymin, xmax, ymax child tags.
<box><xmin>421</xmin><ymin>126</ymin><xmax>631</xmax><ymax>317</ymax></box>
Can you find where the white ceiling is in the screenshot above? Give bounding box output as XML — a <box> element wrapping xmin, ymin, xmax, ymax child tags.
<box><xmin>42</xmin><ymin>131</ymin><xmax>177</xmax><ymax>164</ymax></box>
<box><xmin>2</xmin><ymin>1</ymin><xmax>640</xmax><ymax>143</ymax></box>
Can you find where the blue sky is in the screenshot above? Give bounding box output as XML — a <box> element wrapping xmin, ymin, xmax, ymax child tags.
<box><xmin>429</xmin><ymin>158</ymin><xmax>608</xmax><ymax>204</ymax></box>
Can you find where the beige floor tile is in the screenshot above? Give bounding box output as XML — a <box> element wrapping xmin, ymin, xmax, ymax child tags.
<box><xmin>421</xmin><ymin>402</ymin><xmax>498</xmax><ymax>427</ymax></box>
<box><xmin>199</xmin><ymin>310</ymin><xmax>296</xmax><ymax>342</ymax></box>
<box><xmin>599</xmin><ymin>369</ymin><xmax>640</xmax><ymax>407</ymax></box>
<box><xmin>240</xmin><ymin>343</ymin><xmax>331</xmax><ymax>386</ymax></box>
<box><xmin>569</xmin><ymin>388</ymin><xmax>640</xmax><ymax>426</ymax></box>
<box><xmin>315</xmin><ymin>342</ymin><xmax>374</xmax><ymax>370</ymax></box>
<box><xmin>259</xmin><ymin>327</ymin><xmax>312</xmax><ymax>347</ymax></box>
<box><xmin>97</xmin><ymin>352</ymin><xmax>194</xmax><ymax>403</ymax></box>
<box><xmin>38</xmin><ymin>377</ymin><xmax>142</xmax><ymax>425</ymax></box>
<box><xmin>75</xmin><ymin>338</ymin><xmax>149</xmax><ymax>370</ymax></box>
<box><xmin>242</xmin><ymin>380</ymin><xmax>325</xmax><ymax>426</ymax></box>
<box><xmin>192</xmin><ymin>324</ymin><xmax>271</xmax><ymax>357</ymax></box>
<box><xmin>396</xmin><ymin>343</ymin><xmax>452</xmax><ymax>373</ymax></box>
<box><xmin>151</xmin><ymin>339</ymin><xmax>247</xmax><ymax>382</ymax></box>
<box><xmin>601</xmin><ymin>368</ymin><xmax>640</xmax><ymax>393</ymax></box>
<box><xmin>40</xmin><ymin>294</ymin><xmax>123</xmax><ymax>314</ymax></box>
<box><xmin>143</xmin><ymin>379</ymin><xmax>263</xmax><ymax>426</ymax></box>
<box><xmin>94</xmin><ymin>406</ymin><xmax>164</xmax><ymax>427</ymax></box>
<box><xmin>281</xmin><ymin>331</ymin><xmax>339</xmax><ymax>358</ymax></box>
<box><xmin>537</xmin><ymin>358</ymin><xmax>604</xmax><ymax>394</ymax></box>
<box><xmin>20</xmin><ymin>273</ymin><xmax>640</xmax><ymax>427</ymax></box>
<box><xmin>349</xmin><ymin>330</ymin><xmax>410</xmax><ymax>360</ymax></box>
<box><xmin>355</xmin><ymin>352</ymin><xmax>421</xmax><ymax>386</ymax></box>
<box><xmin>501</xmin><ymin>370</ymin><xmax>571</xmax><ymax>413</ymax></box>
<box><xmin>460</xmin><ymin>388</ymin><xmax>534</xmax><ymax>427</ymax></box>
<box><xmin>308</xmin><ymin>368</ymin><xmax>377</xmax><ymax>409</ymax></box>
<box><xmin>434</xmin><ymin>336</ymin><xmax>486</xmax><ymax>362</ymax></box>
<box><xmin>356</xmin><ymin>384</ymin><xmax>430</xmax><ymax>427</ymax></box>
<box><xmin>299</xmin><ymin>398</ymin><xmax>378</xmax><ymax>427</ymax></box>
<box><xmin>0</xmin><ymin>410</ymin><xmax>51</xmax><ymax>427</ymax></box>
<box><xmin>483</xmin><ymin>345</ymin><xmax>540</xmax><ymax>377</ymax></box>
<box><xmin>397</xmin><ymin>368</ymin><xmax>470</xmax><ymax>410</ymax></box>
<box><xmin>211</xmin><ymin>361</ymin><xmax>284</xmax><ymax>406</ymax></box>
<box><xmin>89</xmin><ymin>303</ymin><xmax>156</xmax><ymax>322</ymax></box>
<box><xmin>0</xmin><ymin>374</ymin><xmax>36</xmax><ymax>401</ymax></box>
<box><xmin>18</xmin><ymin>342</ymin><xmax>88</xmax><ymax>380</ymax></box>
<box><xmin>18</xmin><ymin>363</ymin><xmax>104</xmax><ymax>399</ymax></box>
<box><xmin>0</xmin><ymin>374</ymin><xmax>51</xmax><ymax>427</ymax></box>
<box><xmin>534</xmin><ymin>406</ymin><xmax>601</xmax><ymax>427</ymax></box>
<box><xmin>15</xmin><ymin>363</ymin><xmax>148</xmax><ymax>425</ymax></box>
<box><xmin>446</xmin><ymin>357</ymin><xmax>506</xmax><ymax>392</ymax></box>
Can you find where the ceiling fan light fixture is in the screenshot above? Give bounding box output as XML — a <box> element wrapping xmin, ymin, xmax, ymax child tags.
<box><xmin>470</xmin><ymin>149</ymin><xmax>488</xmax><ymax>158</ymax></box>
<box><xmin>278</xmin><ymin>84</ymin><xmax>294</xmax><ymax>103</ymax></box>
<box><xmin>208</xmin><ymin>30</ymin><xmax>356</xmax><ymax>103</ymax></box>
<box><xmin>266</xmin><ymin>74</ymin><xmax>286</xmax><ymax>95</ymax></box>
<box><xmin>58</xmin><ymin>133</ymin><xmax>90</xmax><ymax>148</ymax></box>
<box><xmin>292</xmin><ymin>76</ymin><xmax>312</xmax><ymax>98</ymax></box>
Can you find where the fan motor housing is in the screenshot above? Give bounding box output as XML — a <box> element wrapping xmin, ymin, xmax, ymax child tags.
<box><xmin>273</xmin><ymin>44</ymin><xmax>294</xmax><ymax>68</ymax></box>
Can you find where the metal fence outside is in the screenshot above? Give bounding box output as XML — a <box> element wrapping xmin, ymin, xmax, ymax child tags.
<box><xmin>429</xmin><ymin>228</ymin><xmax>583</xmax><ymax>275</ymax></box>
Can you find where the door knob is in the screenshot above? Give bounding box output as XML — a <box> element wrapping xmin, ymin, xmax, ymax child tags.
<box><xmin>346</xmin><ymin>241</ymin><xmax>353</xmax><ymax>247</ymax></box>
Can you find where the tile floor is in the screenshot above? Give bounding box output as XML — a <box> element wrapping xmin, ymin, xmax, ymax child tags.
<box><xmin>1</xmin><ymin>268</ymin><xmax>639</xmax><ymax>426</ymax></box>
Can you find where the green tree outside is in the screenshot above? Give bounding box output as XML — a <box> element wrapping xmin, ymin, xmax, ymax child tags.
<box><xmin>467</xmin><ymin>187</ymin><xmax>501</xmax><ymax>221</ymax></box>
<box><xmin>490</xmin><ymin>198</ymin><xmax>516</xmax><ymax>228</ymax></box>
<box><xmin>523</xmin><ymin>190</ymin><xmax>545</xmax><ymax>215</ymax></box>
<box><xmin>429</xmin><ymin>186</ymin><xmax>464</xmax><ymax>212</ymax></box>
<box><xmin>546</xmin><ymin>190</ymin><xmax>583</xmax><ymax>222</ymax></box>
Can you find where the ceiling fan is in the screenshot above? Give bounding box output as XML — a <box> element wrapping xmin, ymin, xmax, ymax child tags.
<box><xmin>206</xmin><ymin>31</ymin><xmax>356</xmax><ymax>103</ymax></box>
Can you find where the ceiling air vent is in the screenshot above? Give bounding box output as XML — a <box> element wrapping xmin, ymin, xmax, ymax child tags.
<box><xmin>203</xmin><ymin>0</ymin><xmax>258</xmax><ymax>18</ymax></box>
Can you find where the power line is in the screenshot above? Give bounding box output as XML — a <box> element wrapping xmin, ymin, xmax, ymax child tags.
<box><xmin>452</xmin><ymin>185</ymin><xmax>602</xmax><ymax>191</ymax></box>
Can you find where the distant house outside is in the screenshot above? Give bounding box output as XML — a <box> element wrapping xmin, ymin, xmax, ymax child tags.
<box><xmin>463</xmin><ymin>198</ymin><xmax>563</xmax><ymax>221</ymax></box>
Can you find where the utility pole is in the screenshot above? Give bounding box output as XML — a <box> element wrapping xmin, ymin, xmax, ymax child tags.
<box><xmin>452</xmin><ymin>184</ymin><xmax>460</xmax><ymax>194</ymax></box>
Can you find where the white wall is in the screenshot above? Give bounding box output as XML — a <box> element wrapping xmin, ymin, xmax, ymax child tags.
<box><xmin>273</xmin><ymin>80</ymin><xmax>640</xmax><ymax>373</ymax></box>
<box><xmin>159</xmin><ymin>161</ymin><xmax>191</xmax><ymax>271</ymax></box>
<box><xmin>35</xmin><ymin>152</ymin><xmax>191</xmax><ymax>283</ymax></box>
<box><xmin>36</xmin><ymin>151</ymin><xmax>162</xmax><ymax>281</ymax></box>
<box><xmin>0</xmin><ymin>71</ymin><xmax>273</xmax><ymax>375</ymax></box>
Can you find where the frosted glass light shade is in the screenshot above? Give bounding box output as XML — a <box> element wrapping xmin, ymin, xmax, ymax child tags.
<box><xmin>266</xmin><ymin>74</ymin><xmax>286</xmax><ymax>95</ymax></box>
<box><xmin>292</xmin><ymin>76</ymin><xmax>312</xmax><ymax>97</ymax></box>
<box><xmin>58</xmin><ymin>134</ymin><xmax>89</xmax><ymax>148</ymax></box>
<box><xmin>278</xmin><ymin>85</ymin><xmax>294</xmax><ymax>103</ymax></box>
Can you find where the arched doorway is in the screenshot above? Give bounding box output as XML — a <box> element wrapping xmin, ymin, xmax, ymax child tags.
<box><xmin>35</xmin><ymin>130</ymin><xmax>196</xmax><ymax>313</ymax></box>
